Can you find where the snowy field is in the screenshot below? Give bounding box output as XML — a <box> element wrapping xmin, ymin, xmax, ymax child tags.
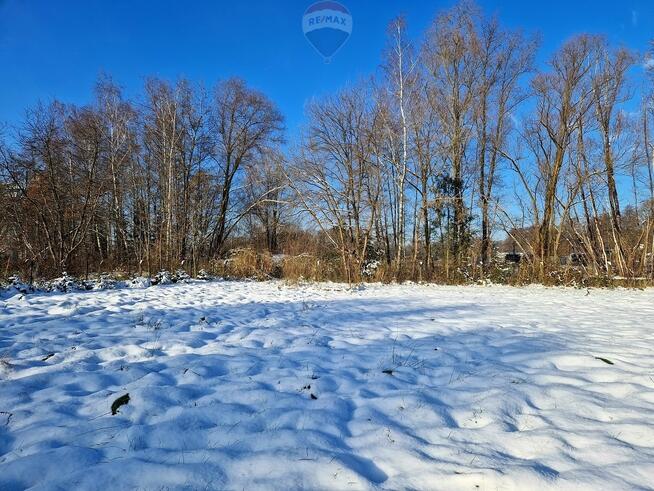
<box><xmin>1</xmin><ymin>281</ymin><xmax>654</xmax><ymax>491</ymax></box>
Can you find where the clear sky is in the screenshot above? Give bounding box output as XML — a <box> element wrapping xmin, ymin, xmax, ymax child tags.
<box><xmin>0</xmin><ymin>0</ymin><xmax>652</xmax><ymax>137</ymax></box>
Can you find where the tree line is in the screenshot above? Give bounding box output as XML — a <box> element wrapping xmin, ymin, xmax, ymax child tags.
<box><xmin>1</xmin><ymin>2</ymin><xmax>653</xmax><ymax>284</ymax></box>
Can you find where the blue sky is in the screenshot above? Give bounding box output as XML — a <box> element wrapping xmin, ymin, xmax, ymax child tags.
<box><xmin>0</xmin><ymin>0</ymin><xmax>652</xmax><ymax>137</ymax></box>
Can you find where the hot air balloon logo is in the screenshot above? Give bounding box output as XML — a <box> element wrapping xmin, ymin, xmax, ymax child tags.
<box><xmin>302</xmin><ymin>1</ymin><xmax>352</xmax><ymax>62</ymax></box>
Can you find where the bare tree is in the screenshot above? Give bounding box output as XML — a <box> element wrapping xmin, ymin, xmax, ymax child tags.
<box><xmin>408</xmin><ymin>80</ymin><xmax>440</xmax><ymax>277</ymax></box>
<box><xmin>2</xmin><ymin>102</ymin><xmax>105</xmax><ymax>273</ymax></box>
<box><xmin>2</xmin><ymin>3</ymin><xmax>652</xmax><ymax>286</ymax></box>
<box><xmin>290</xmin><ymin>86</ymin><xmax>381</xmax><ymax>283</ymax></box>
<box><xmin>589</xmin><ymin>42</ymin><xmax>635</xmax><ymax>274</ymax></box>
<box><xmin>380</xmin><ymin>16</ymin><xmax>419</xmax><ymax>276</ymax></box>
<box><xmin>422</xmin><ymin>1</ymin><xmax>480</xmax><ymax>265</ymax></box>
<box><xmin>95</xmin><ymin>77</ymin><xmax>138</xmax><ymax>269</ymax></box>
<box><xmin>209</xmin><ymin>78</ymin><xmax>284</xmax><ymax>256</ymax></box>
<box><xmin>244</xmin><ymin>148</ymin><xmax>288</xmax><ymax>253</ymax></box>
<box><xmin>474</xmin><ymin>16</ymin><xmax>535</xmax><ymax>272</ymax></box>
<box><xmin>527</xmin><ymin>35</ymin><xmax>599</xmax><ymax>272</ymax></box>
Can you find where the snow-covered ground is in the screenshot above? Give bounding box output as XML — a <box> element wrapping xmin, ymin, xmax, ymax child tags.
<box><xmin>1</xmin><ymin>281</ymin><xmax>653</xmax><ymax>490</ymax></box>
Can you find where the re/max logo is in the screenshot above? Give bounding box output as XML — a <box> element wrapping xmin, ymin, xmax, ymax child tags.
<box><xmin>306</xmin><ymin>15</ymin><xmax>348</xmax><ymax>27</ymax></box>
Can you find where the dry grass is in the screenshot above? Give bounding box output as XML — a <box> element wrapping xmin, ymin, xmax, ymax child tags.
<box><xmin>278</xmin><ymin>254</ymin><xmax>338</xmax><ymax>282</ymax></box>
<box><xmin>3</xmin><ymin>246</ymin><xmax>652</xmax><ymax>288</ymax></box>
<box><xmin>213</xmin><ymin>248</ymin><xmax>275</xmax><ymax>279</ymax></box>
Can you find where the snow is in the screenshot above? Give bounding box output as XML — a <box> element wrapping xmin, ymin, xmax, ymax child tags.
<box><xmin>1</xmin><ymin>281</ymin><xmax>653</xmax><ymax>490</ymax></box>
